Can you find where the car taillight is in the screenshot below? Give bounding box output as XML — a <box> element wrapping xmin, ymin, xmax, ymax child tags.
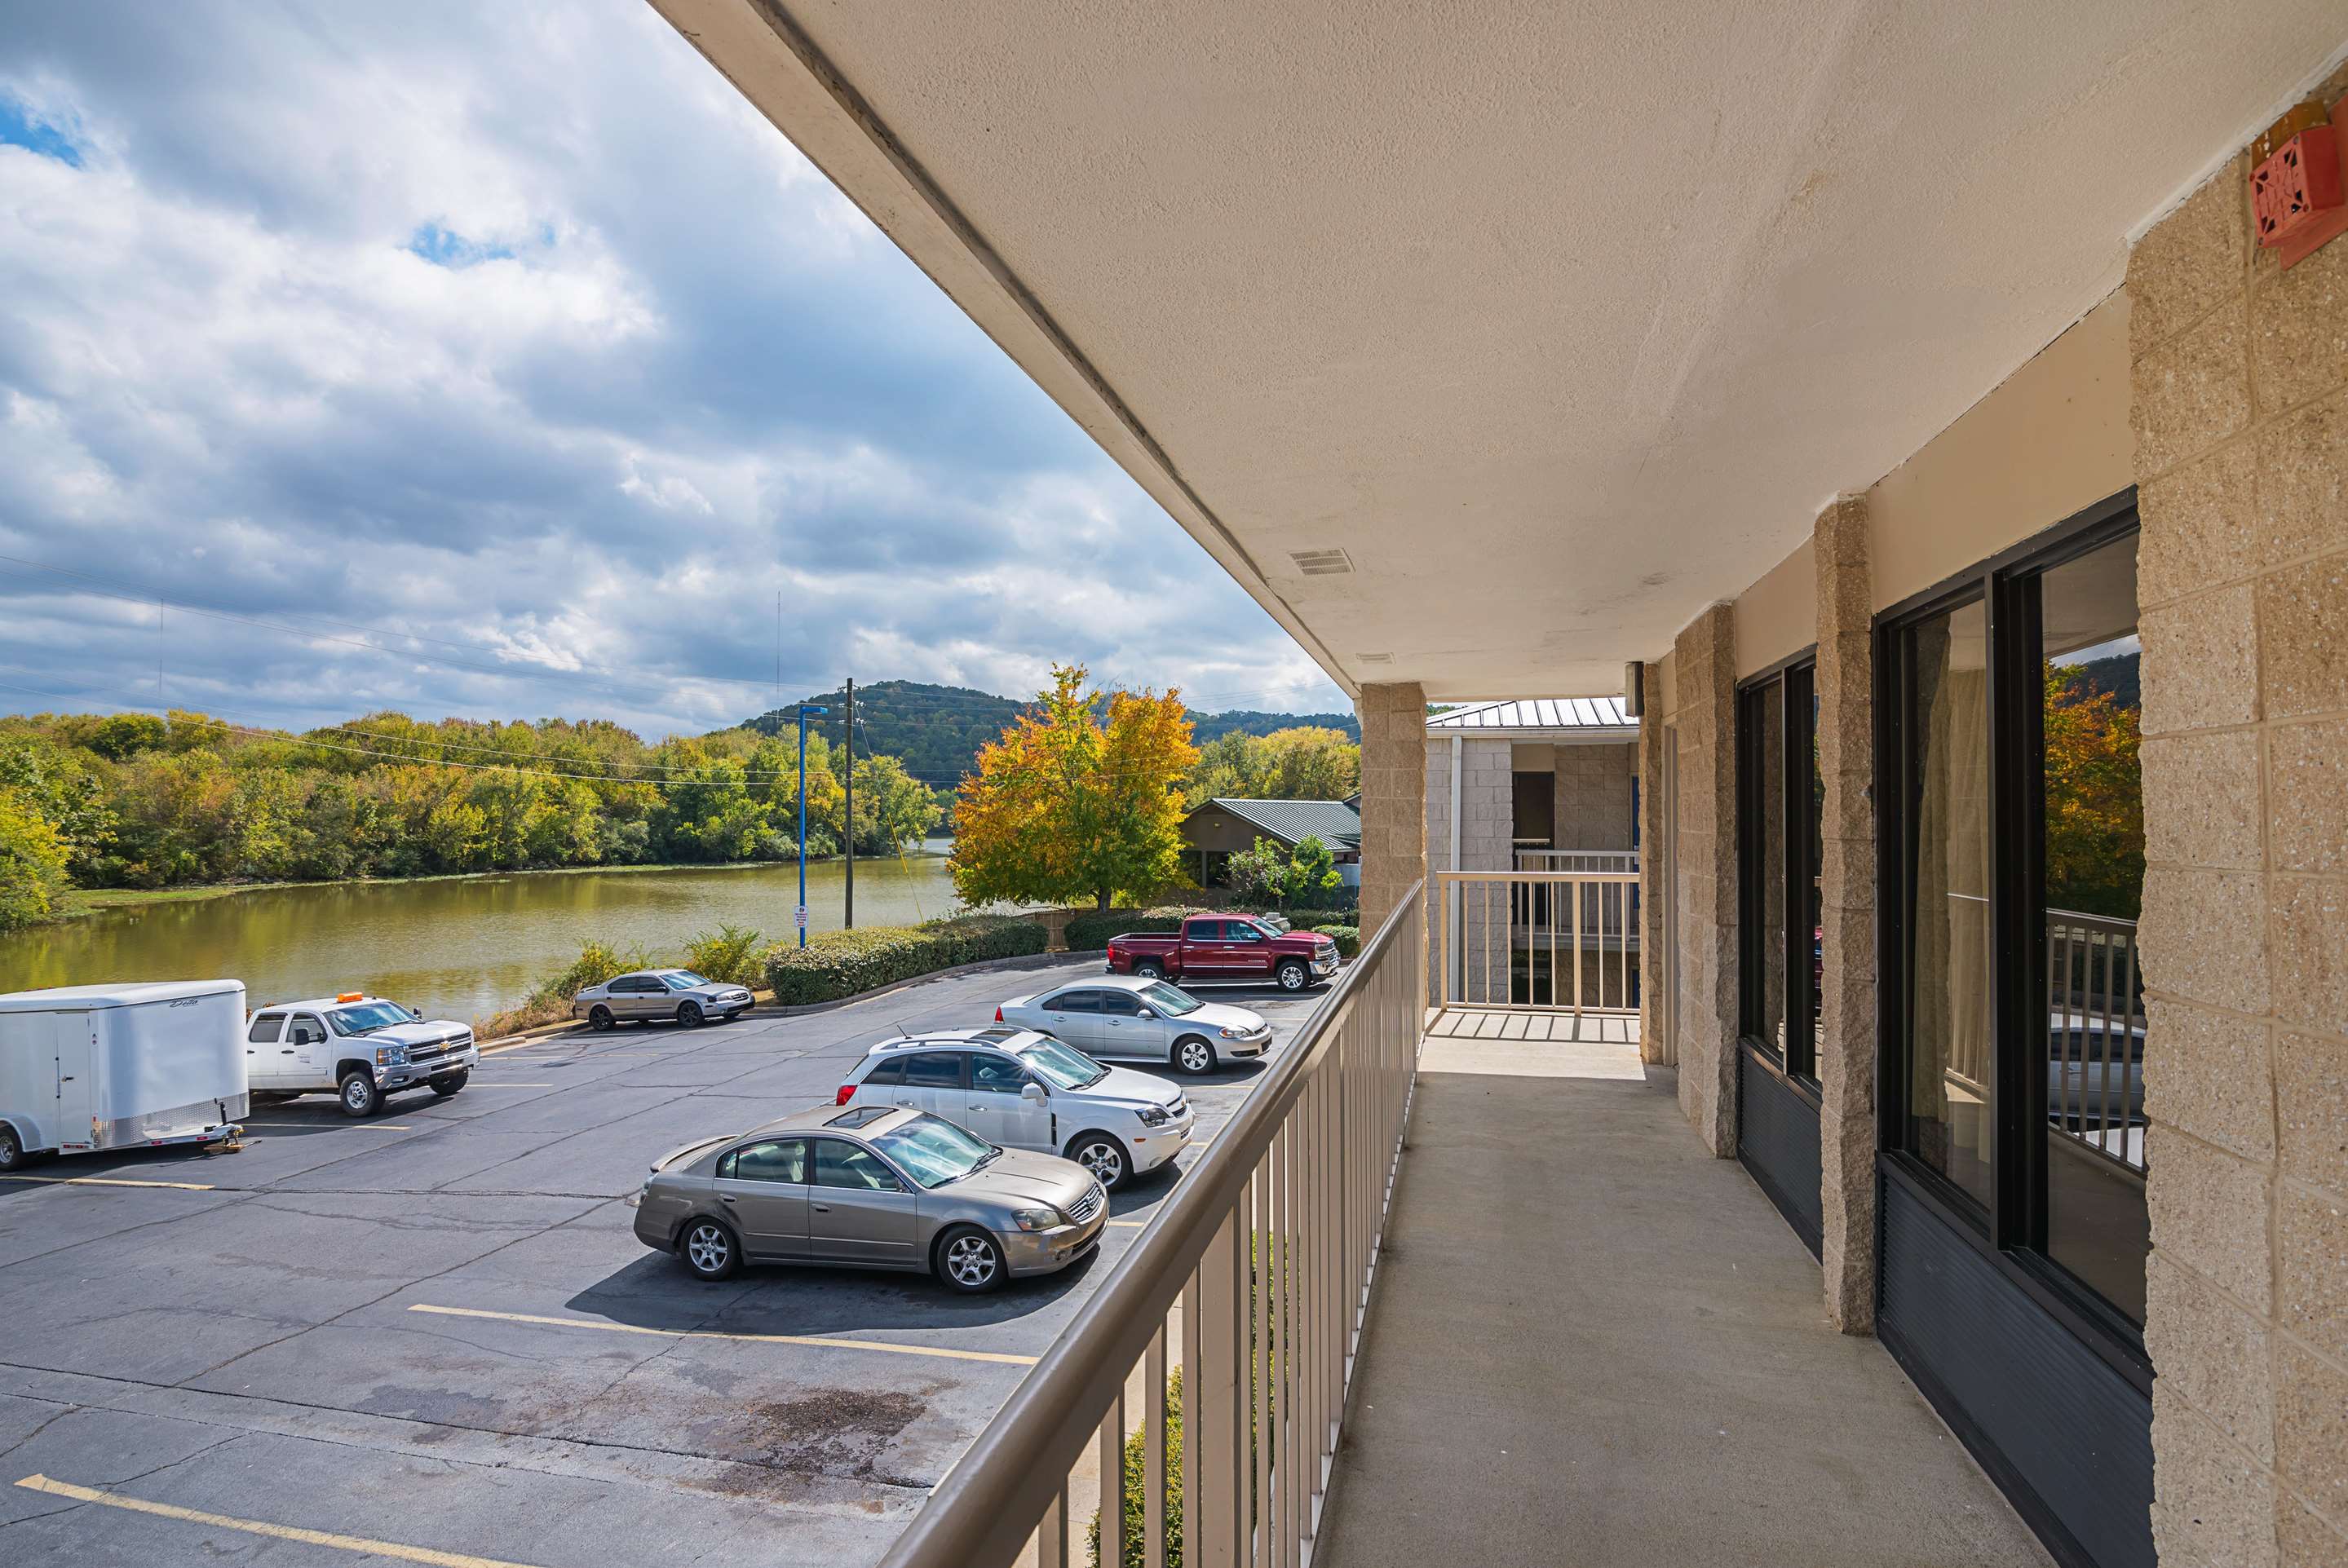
<box><xmin>835</xmin><ymin>1084</ymin><xmax>856</xmax><ymax>1105</ymax></box>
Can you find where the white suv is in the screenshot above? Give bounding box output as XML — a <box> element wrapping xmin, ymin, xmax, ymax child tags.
<box><xmin>834</xmin><ymin>1027</ymin><xmax>1193</xmax><ymax>1190</ymax></box>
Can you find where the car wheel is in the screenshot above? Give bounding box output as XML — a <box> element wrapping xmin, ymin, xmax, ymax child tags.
<box><xmin>679</xmin><ymin>1217</ymin><xmax>740</xmax><ymax>1280</ymax></box>
<box><xmin>935</xmin><ymin>1226</ymin><xmax>1007</xmax><ymax>1294</ymax></box>
<box><xmin>1134</xmin><ymin>960</ymin><xmax>1165</xmax><ymax>981</ymax></box>
<box><xmin>1173</xmin><ymin>1036</ymin><xmax>1217</xmax><ymax>1076</ymax></box>
<box><xmin>338</xmin><ymin>1070</ymin><xmax>382</xmax><ymax>1118</ymax></box>
<box><xmin>588</xmin><ymin>1005</ymin><xmax>614</xmax><ymax>1031</ymax></box>
<box><xmin>1276</xmin><ymin>960</ymin><xmax>1310</xmax><ymax>992</ymax></box>
<box><xmin>679</xmin><ymin>1001</ymin><xmax>705</xmax><ymax>1028</ymax></box>
<box><xmin>429</xmin><ymin>1069</ymin><xmax>469</xmax><ymax>1098</ymax></box>
<box><xmin>0</xmin><ymin>1124</ymin><xmax>23</xmax><ymax>1173</ymax></box>
<box><xmin>1068</xmin><ymin>1133</ymin><xmax>1129</xmax><ymax>1190</ymax></box>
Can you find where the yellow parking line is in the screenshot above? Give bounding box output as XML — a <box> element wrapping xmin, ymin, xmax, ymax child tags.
<box><xmin>1107</xmin><ymin>1219</ymin><xmax>1146</xmax><ymax>1228</ymax></box>
<box><xmin>407</xmin><ymin>1302</ymin><xmax>1037</xmax><ymax>1367</ymax></box>
<box><xmin>13</xmin><ymin>1474</ymin><xmax>545</xmax><ymax>1567</ymax></box>
<box><xmin>0</xmin><ymin>1174</ymin><xmax>214</xmax><ymax>1190</ymax></box>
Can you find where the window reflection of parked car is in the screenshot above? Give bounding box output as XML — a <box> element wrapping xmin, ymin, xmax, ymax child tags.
<box><xmin>632</xmin><ymin>1105</ymin><xmax>1106</xmax><ymax>1293</ymax></box>
<box><xmin>573</xmin><ymin>970</ymin><xmax>753</xmax><ymax>1031</ymax></box>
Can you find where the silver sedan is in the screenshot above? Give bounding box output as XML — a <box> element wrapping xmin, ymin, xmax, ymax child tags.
<box><xmin>575</xmin><ymin>969</ymin><xmax>753</xmax><ymax>1030</ymax></box>
<box><xmin>631</xmin><ymin>1105</ymin><xmax>1108</xmax><ymax>1293</ymax></box>
<box><xmin>997</xmin><ymin>974</ymin><xmax>1273</xmax><ymax>1076</ymax></box>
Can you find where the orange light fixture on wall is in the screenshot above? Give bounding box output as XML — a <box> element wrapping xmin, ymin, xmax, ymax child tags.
<box><xmin>2250</xmin><ymin>97</ymin><xmax>2348</xmax><ymax>269</ymax></box>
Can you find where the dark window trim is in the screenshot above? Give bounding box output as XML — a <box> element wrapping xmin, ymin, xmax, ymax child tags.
<box><xmin>1740</xmin><ymin>1036</ymin><xmax>1824</xmax><ymax>1111</ymax></box>
<box><xmin>1737</xmin><ymin>651</ymin><xmax>1820</xmax><ymax>1084</ymax></box>
<box><xmin>1873</xmin><ymin>484</ymin><xmax>2150</xmax><ymax>1380</ymax></box>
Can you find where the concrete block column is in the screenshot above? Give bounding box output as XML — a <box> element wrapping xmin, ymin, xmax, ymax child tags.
<box><xmin>2125</xmin><ymin>71</ymin><xmax>2348</xmax><ymax>1566</ymax></box>
<box><xmin>1813</xmin><ymin>494</ymin><xmax>1877</xmax><ymax>1334</ymax></box>
<box><xmin>1356</xmin><ymin>682</ymin><xmax>1430</xmax><ymax>955</ymax></box>
<box><xmin>1637</xmin><ymin>669</ymin><xmax>1673</xmax><ymax>1066</ymax></box>
<box><xmin>1672</xmin><ymin>607</ymin><xmax>1737</xmax><ymax>1155</ymax></box>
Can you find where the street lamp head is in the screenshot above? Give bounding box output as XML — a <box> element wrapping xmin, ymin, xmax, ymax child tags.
<box><xmin>799</xmin><ymin>704</ymin><xmax>830</xmax><ymax>716</ymax></box>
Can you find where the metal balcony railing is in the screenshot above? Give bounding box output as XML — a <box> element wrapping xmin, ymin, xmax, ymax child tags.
<box><xmin>1431</xmin><ymin>868</ymin><xmax>1639</xmax><ymax>1013</ymax></box>
<box><xmin>2046</xmin><ymin>908</ymin><xmax>2146</xmax><ymax>1177</ymax></box>
<box><xmin>1513</xmin><ymin>847</ymin><xmax>1640</xmax><ymax>875</ymax></box>
<box><xmin>875</xmin><ymin>881</ymin><xmax>1426</xmax><ymax>1568</ymax></box>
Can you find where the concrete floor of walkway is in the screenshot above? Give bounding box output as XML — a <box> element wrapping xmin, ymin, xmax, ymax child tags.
<box><xmin>1317</xmin><ymin>1018</ymin><xmax>2052</xmax><ymax>1568</ymax></box>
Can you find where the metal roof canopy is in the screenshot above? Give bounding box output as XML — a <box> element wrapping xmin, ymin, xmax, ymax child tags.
<box><xmin>1426</xmin><ymin>697</ymin><xmax>1638</xmax><ymax>741</ymax></box>
<box><xmin>1187</xmin><ymin>797</ymin><xmax>1363</xmax><ymax>850</ymax></box>
<box><xmin>651</xmin><ymin>0</ymin><xmax>2348</xmax><ymax>700</ymax></box>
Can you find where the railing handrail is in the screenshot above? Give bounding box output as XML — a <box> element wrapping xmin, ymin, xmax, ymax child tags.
<box><xmin>1437</xmin><ymin>868</ymin><xmax>1638</xmax><ymax>883</ymax></box>
<box><xmin>2047</xmin><ymin>905</ymin><xmax>2139</xmax><ymax>935</ymax></box>
<box><xmin>874</xmin><ymin>877</ymin><xmax>1429</xmax><ymax>1568</ymax></box>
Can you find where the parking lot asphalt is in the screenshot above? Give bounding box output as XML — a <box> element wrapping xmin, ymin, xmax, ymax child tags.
<box><xmin>0</xmin><ymin>960</ymin><xmax>1327</xmax><ymax>1567</ymax></box>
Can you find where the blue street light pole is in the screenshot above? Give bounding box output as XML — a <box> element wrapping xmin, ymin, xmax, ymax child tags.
<box><xmin>797</xmin><ymin>704</ymin><xmax>829</xmax><ymax>947</ymax></box>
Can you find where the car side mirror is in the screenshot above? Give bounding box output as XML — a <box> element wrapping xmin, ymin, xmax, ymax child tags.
<box><xmin>1136</xmin><ymin>1007</ymin><xmax>1156</xmax><ymax>1019</ymax></box>
<box><xmin>1020</xmin><ymin>1082</ymin><xmax>1048</xmax><ymax>1104</ymax></box>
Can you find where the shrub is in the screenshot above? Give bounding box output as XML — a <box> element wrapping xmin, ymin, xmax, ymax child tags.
<box><xmin>476</xmin><ymin>937</ymin><xmax>652</xmax><ymax>1038</ymax></box>
<box><xmin>683</xmin><ymin>924</ymin><xmax>766</xmax><ymax>987</ymax></box>
<box><xmin>760</xmin><ymin>912</ymin><xmax>1047</xmax><ymax>1006</ymax></box>
<box><xmin>1308</xmin><ymin>923</ymin><xmax>1360</xmax><ymax>959</ymax></box>
<box><xmin>1063</xmin><ymin>904</ymin><xmax>1204</xmax><ymax>953</ymax></box>
<box><xmin>1090</xmin><ymin>1367</ymin><xmax>1183</xmax><ymax>1568</ymax></box>
<box><xmin>1223</xmin><ymin>837</ymin><xmax>1288</xmax><ymax>906</ymax></box>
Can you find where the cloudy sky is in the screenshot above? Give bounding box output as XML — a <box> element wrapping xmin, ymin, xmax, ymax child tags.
<box><xmin>0</xmin><ymin>2</ymin><xmax>1346</xmax><ymax>742</ymax></box>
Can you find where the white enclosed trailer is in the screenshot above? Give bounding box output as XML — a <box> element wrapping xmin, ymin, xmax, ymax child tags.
<box><xmin>0</xmin><ymin>981</ymin><xmax>248</xmax><ymax>1171</ymax></box>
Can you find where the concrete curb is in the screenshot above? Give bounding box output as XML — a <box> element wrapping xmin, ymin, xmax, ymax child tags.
<box><xmin>475</xmin><ymin>948</ymin><xmax>1110</xmax><ymax>1049</ymax></box>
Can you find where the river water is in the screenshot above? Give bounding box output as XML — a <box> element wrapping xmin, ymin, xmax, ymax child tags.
<box><xmin>0</xmin><ymin>842</ymin><xmax>972</xmax><ymax>1023</ymax></box>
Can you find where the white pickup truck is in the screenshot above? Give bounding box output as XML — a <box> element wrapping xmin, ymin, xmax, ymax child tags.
<box><xmin>245</xmin><ymin>994</ymin><xmax>478</xmax><ymax>1116</ymax></box>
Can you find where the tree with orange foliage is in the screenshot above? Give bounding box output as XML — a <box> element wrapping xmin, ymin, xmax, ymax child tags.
<box><xmin>950</xmin><ymin>665</ymin><xmax>1201</xmax><ymax>912</ymax></box>
<box><xmin>2042</xmin><ymin>661</ymin><xmax>2144</xmax><ymax>920</ymax></box>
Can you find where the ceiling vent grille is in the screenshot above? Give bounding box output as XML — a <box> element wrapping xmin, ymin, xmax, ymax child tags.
<box><xmin>1357</xmin><ymin>651</ymin><xmax>1394</xmax><ymax>665</ymax></box>
<box><xmin>1289</xmin><ymin>547</ymin><xmax>1354</xmax><ymax>576</ymax></box>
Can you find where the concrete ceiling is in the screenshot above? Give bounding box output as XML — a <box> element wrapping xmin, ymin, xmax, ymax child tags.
<box><xmin>651</xmin><ymin>0</ymin><xmax>2348</xmax><ymax>700</ymax></box>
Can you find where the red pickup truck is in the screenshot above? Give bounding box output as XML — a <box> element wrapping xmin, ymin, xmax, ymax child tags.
<box><xmin>1106</xmin><ymin>915</ymin><xmax>1341</xmax><ymax>992</ymax></box>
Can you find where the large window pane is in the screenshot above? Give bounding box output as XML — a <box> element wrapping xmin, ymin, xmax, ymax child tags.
<box><xmin>1753</xmin><ymin>686</ymin><xmax>1787</xmax><ymax>1058</ymax></box>
<box><xmin>1904</xmin><ymin>598</ymin><xmax>1993</xmax><ymax>1211</ymax></box>
<box><xmin>2039</xmin><ymin>535</ymin><xmax>2148</xmax><ymax>1323</ymax></box>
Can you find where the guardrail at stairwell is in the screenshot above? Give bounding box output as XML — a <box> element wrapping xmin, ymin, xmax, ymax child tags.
<box><xmin>876</xmin><ymin>880</ymin><xmax>1426</xmax><ymax>1568</ymax></box>
<box><xmin>2047</xmin><ymin>908</ymin><xmax>2147</xmax><ymax>1177</ymax></box>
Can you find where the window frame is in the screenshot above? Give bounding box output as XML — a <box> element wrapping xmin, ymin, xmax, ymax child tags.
<box><xmin>1873</xmin><ymin>486</ymin><xmax>2150</xmax><ymax>1388</ymax></box>
<box><xmin>1737</xmin><ymin>647</ymin><xmax>1823</xmax><ymax>1090</ymax></box>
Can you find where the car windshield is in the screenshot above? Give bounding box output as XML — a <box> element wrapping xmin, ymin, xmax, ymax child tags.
<box><xmin>325</xmin><ymin>1002</ymin><xmax>413</xmax><ymax>1036</ymax></box>
<box><xmin>1019</xmin><ymin>1036</ymin><xmax>1109</xmax><ymax>1089</ymax></box>
<box><xmin>1138</xmin><ymin>981</ymin><xmax>1202</xmax><ymax>1016</ymax></box>
<box><xmin>871</xmin><ymin>1115</ymin><xmax>997</xmax><ymax>1189</ymax></box>
<box><xmin>665</xmin><ymin>971</ymin><xmax>713</xmax><ymax>989</ymax></box>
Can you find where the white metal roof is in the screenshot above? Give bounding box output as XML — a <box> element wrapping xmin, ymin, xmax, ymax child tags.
<box><xmin>0</xmin><ymin>980</ymin><xmax>245</xmax><ymax>1013</ymax></box>
<box><xmin>1426</xmin><ymin>698</ymin><xmax>1637</xmax><ymax>736</ymax></box>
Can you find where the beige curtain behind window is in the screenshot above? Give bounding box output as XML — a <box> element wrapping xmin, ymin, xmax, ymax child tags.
<box><xmin>1908</xmin><ymin>616</ymin><xmax>1992</xmax><ymax>1175</ymax></box>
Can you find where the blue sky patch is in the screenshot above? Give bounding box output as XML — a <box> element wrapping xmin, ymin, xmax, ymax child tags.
<box><xmin>405</xmin><ymin>222</ymin><xmax>516</xmax><ymax>268</ymax></box>
<box><xmin>0</xmin><ymin>95</ymin><xmax>84</xmax><ymax>166</ymax></box>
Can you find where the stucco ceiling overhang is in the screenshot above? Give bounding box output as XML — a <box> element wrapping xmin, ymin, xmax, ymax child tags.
<box><xmin>652</xmin><ymin>0</ymin><xmax>2348</xmax><ymax>700</ymax></box>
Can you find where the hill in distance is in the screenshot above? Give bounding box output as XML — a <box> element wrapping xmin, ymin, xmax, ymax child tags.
<box><xmin>741</xmin><ymin>679</ymin><xmax>1357</xmax><ymax>784</ymax></box>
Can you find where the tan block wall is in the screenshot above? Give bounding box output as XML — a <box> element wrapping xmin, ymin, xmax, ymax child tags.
<box><xmin>1356</xmin><ymin>682</ymin><xmax>1429</xmax><ymax>952</ymax></box>
<box><xmin>2129</xmin><ymin>76</ymin><xmax>2348</xmax><ymax>1567</ymax></box>
<box><xmin>1673</xmin><ymin>605</ymin><xmax>1737</xmax><ymax>1155</ymax></box>
<box><xmin>1813</xmin><ymin>494</ymin><xmax>1877</xmax><ymax>1335</ymax></box>
<box><xmin>1554</xmin><ymin>741</ymin><xmax>1637</xmax><ymax>848</ymax></box>
<box><xmin>1638</xmin><ymin>672</ymin><xmax>1673</xmax><ymax>1066</ymax></box>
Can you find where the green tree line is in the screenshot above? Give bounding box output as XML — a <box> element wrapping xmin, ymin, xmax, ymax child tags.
<box><xmin>0</xmin><ymin>708</ymin><xmax>941</xmax><ymax>930</ymax></box>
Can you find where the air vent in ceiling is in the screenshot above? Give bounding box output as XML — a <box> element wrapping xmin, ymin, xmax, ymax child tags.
<box><xmin>1289</xmin><ymin>547</ymin><xmax>1354</xmax><ymax>576</ymax></box>
<box><xmin>1357</xmin><ymin>651</ymin><xmax>1394</xmax><ymax>665</ymax></box>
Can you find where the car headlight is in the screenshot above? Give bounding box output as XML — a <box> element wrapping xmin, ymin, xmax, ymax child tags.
<box><xmin>1218</xmin><ymin>1025</ymin><xmax>1248</xmax><ymax>1039</ymax></box>
<box><xmin>1012</xmin><ymin>1208</ymin><xmax>1063</xmax><ymax>1232</ymax></box>
<box><xmin>374</xmin><ymin>1045</ymin><xmax>408</xmax><ymax>1067</ymax></box>
<box><xmin>1136</xmin><ymin>1105</ymin><xmax>1172</xmax><ymax>1126</ymax></box>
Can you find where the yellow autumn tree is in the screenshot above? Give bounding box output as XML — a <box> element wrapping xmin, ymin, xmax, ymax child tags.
<box><xmin>950</xmin><ymin>665</ymin><xmax>1200</xmax><ymax>911</ymax></box>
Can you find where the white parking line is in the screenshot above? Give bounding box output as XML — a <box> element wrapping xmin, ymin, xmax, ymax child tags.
<box><xmin>0</xmin><ymin>1174</ymin><xmax>214</xmax><ymax>1190</ymax></box>
<box><xmin>458</xmin><ymin>1083</ymin><xmax>555</xmax><ymax>1088</ymax></box>
<box><xmin>245</xmin><ymin>1123</ymin><xmax>413</xmax><ymax>1131</ymax></box>
<box><xmin>13</xmin><ymin>1474</ymin><xmax>548</xmax><ymax>1567</ymax></box>
<box><xmin>406</xmin><ymin>1302</ymin><xmax>1038</xmax><ymax>1367</ymax></box>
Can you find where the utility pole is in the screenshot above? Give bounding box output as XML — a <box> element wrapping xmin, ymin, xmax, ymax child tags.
<box><xmin>842</xmin><ymin>677</ymin><xmax>855</xmax><ymax>930</ymax></box>
<box><xmin>796</xmin><ymin>703</ymin><xmax>828</xmax><ymax>947</ymax></box>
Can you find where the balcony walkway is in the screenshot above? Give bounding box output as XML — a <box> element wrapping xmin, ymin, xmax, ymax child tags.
<box><xmin>1318</xmin><ymin>1010</ymin><xmax>2051</xmax><ymax>1568</ymax></box>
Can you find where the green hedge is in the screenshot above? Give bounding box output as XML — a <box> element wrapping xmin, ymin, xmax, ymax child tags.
<box><xmin>1063</xmin><ymin>905</ymin><xmax>1206</xmax><ymax>953</ymax></box>
<box><xmin>1308</xmin><ymin>923</ymin><xmax>1360</xmax><ymax>959</ymax></box>
<box><xmin>761</xmin><ymin>913</ymin><xmax>1047</xmax><ymax>1005</ymax></box>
